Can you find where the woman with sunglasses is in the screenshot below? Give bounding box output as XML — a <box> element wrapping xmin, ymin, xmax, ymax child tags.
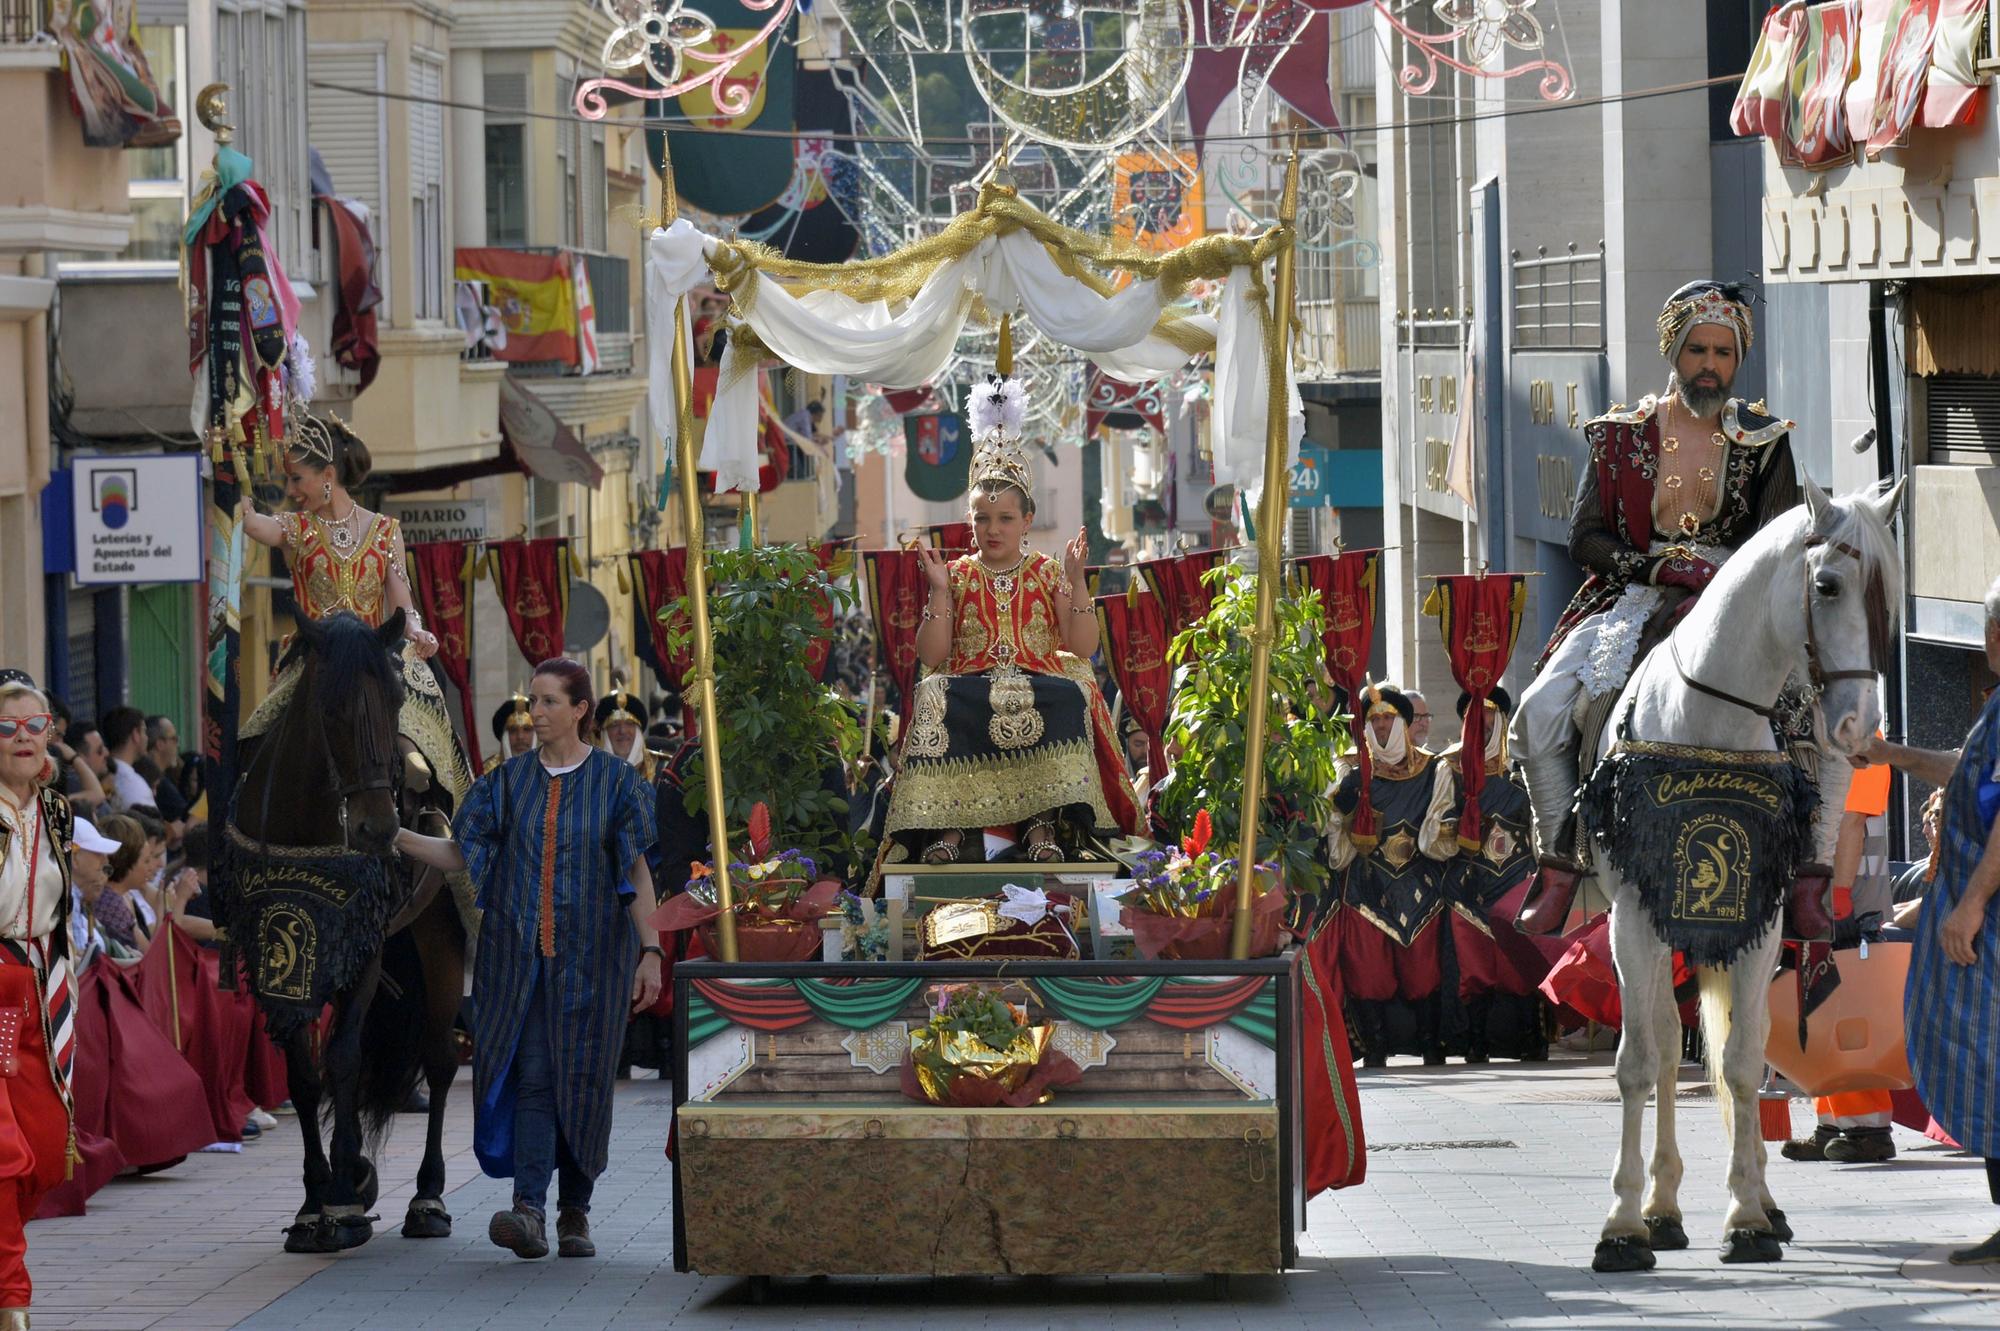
<box><xmin>0</xmin><ymin>674</ymin><xmax>79</xmax><ymax>1329</ymax></box>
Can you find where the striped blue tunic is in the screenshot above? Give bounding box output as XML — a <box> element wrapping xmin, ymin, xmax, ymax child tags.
<box><xmin>455</xmin><ymin>748</ymin><xmax>656</xmax><ymax>1179</ymax></box>
<box><xmin>1905</xmin><ymin>687</ymin><xmax>2000</xmax><ymax>1159</ymax></box>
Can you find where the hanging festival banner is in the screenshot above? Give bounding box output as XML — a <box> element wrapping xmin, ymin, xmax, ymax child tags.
<box><xmin>1292</xmin><ymin>549</ymin><xmax>1380</xmax><ymax>845</ymax></box>
<box><xmin>51</xmin><ymin>0</ymin><xmax>181</xmax><ymax>149</ymax></box>
<box><xmin>629</xmin><ymin>548</ymin><xmax>692</xmax><ymax>697</ymax></box>
<box><xmin>1087</xmin><ymin>372</ymin><xmax>1168</xmax><ymax>436</ymax></box>
<box><xmin>1184</xmin><ymin>0</ymin><xmax>1354</xmax><ymax>144</ymax></box>
<box><xmin>1095</xmin><ymin>586</ymin><xmax>1172</xmax><ymax>774</ymax></box>
<box><xmin>1423</xmin><ymin>572</ymin><xmax>1527</xmax><ymax>851</ymax></box>
<box><xmin>904</xmin><ymin>413</ymin><xmax>970</xmax><ymax>503</ymax></box>
<box><xmin>739</xmin><ymin>67</ymin><xmax>860</xmax><ymax>263</ymax></box>
<box><xmin>407</xmin><ymin>540</ymin><xmax>483</xmax><ymax>772</ymax></box>
<box><xmin>1788</xmin><ymin>0</ymin><xmax>1859</xmax><ymax>168</ymax></box>
<box><xmin>453</xmin><ymin>249</ymin><xmax>580</xmax><ymax>364</ymax></box>
<box><xmin>1138</xmin><ymin>549</ymin><xmax>1224</xmax><ymax>636</ymax></box>
<box><xmin>486</xmin><ymin>537</ymin><xmax>574</xmax><ymax>668</ymax></box>
<box><xmin>862</xmin><ymin>549</ymin><xmax>927</xmax><ymax>718</ymax></box>
<box><xmin>1112</xmin><ymin>151</ymin><xmax>1204</xmax><ymax>254</ymax></box>
<box><xmin>648</xmin><ymin>5</ymin><xmax>799</xmax><ymax>216</ymax></box>
<box><xmin>185</xmin><ymin>86</ymin><xmax>306</xmax><ymax>823</ymax></box>
<box><xmin>924</xmin><ymin>521</ymin><xmax>973</xmax><ymax>554</ymax></box>
<box><xmin>804</xmin><ymin>540</ymin><xmax>841</xmax><ymax>683</ymax></box>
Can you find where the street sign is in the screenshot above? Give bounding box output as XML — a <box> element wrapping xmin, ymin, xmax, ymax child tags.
<box><xmin>70</xmin><ymin>453</ymin><xmax>202</xmax><ymax>584</ymax></box>
<box><xmin>386</xmin><ymin>499</ymin><xmax>490</xmax><ymax>544</ymax></box>
<box><xmin>1290</xmin><ymin>444</ymin><xmax>1336</xmax><ymax>508</ymax></box>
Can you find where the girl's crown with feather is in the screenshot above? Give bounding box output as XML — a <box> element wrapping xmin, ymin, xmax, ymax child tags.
<box><xmin>968</xmin><ymin>315</ymin><xmax>1034</xmax><ymax>502</ymax></box>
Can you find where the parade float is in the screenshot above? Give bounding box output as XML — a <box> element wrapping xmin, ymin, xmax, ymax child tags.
<box><xmin>637</xmin><ymin>132</ymin><xmax>1369</xmax><ymax>1285</ymax></box>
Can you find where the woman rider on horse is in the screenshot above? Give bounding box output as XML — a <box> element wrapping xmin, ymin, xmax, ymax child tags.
<box><xmin>238</xmin><ymin>414</ymin><xmax>473</xmax><ymax>813</ymax></box>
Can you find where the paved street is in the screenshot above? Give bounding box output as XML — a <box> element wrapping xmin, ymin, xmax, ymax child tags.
<box><xmin>27</xmin><ymin>1051</ymin><xmax>2000</xmax><ymax>1330</ymax></box>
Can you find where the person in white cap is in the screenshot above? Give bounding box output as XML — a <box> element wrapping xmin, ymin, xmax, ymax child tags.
<box><xmin>66</xmin><ymin>816</ymin><xmax>120</xmax><ymax>961</ymax></box>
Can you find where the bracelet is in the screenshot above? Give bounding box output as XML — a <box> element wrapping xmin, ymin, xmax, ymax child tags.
<box><xmin>640</xmin><ymin>944</ymin><xmax>665</xmax><ymax>961</ymax></box>
<box><xmin>1067</xmin><ymin>603</ymin><xmax>1093</xmax><ymax>615</ymax></box>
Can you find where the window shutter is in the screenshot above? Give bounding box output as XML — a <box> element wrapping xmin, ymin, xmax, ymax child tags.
<box><xmin>585</xmin><ymin>133</ymin><xmax>607</xmax><ymax>251</ymax></box>
<box><xmin>412</xmin><ymin>55</ymin><xmax>446</xmax><ymax>320</ymax></box>
<box><xmin>485</xmin><ymin>52</ymin><xmax>529</xmax><ymax>115</ymax></box>
<box><xmin>1926</xmin><ymin>374</ymin><xmax>2000</xmax><ymax>465</ymax></box>
<box><xmin>308</xmin><ymin>48</ymin><xmax>386</xmax><ymax>219</ymax></box>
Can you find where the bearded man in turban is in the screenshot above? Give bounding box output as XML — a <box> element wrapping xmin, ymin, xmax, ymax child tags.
<box><xmin>1510</xmin><ymin>281</ymin><xmax>1802</xmax><ymax>928</ymax></box>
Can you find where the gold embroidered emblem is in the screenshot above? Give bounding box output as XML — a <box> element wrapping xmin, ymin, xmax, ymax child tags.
<box><xmin>1023</xmin><ymin>603</ymin><xmax>1057</xmax><ymax>659</ymax></box>
<box><xmin>988</xmin><ymin>671</ymin><xmax>1045</xmax><ymax>750</ymax></box>
<box><xmin>904</xmin><ymin>678</ymin><xmax>951</xmax><ymax>760</ymax></box>
<box><xmin>258</xmin><ymin>905</ymin><xmax>316</xmax><ymax>1002</ymax></box>
<box><xmin>1672</xmin><ymin>815</ymin><xmax>1751</xmax><ymax>923</ymax></box>
<box><xmin>1381</xmin><ymin>830</ymin><xmax>1418</xmax><ymax>870</ymax></box>
<box><xmin>1481</xmin><ymin>822</ymin><xmax>1517</xmax><ymax>866</ymax></box>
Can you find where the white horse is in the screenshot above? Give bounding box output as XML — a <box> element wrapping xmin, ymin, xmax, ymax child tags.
<box><xmin>1586</xmin><ymin>477</ymin><xmax>1904</xmax><ymax>1272</ymax></box>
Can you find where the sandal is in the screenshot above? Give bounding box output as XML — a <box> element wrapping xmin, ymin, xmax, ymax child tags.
<box><xmin>1023</xmin><ymin>818</ymin><xmax>1062</xmax><ymax>863</ymax></box>
<box><xmin>922</xmin><ymin>831</ymin><xmax>963</xmax><ymax>864</ymax></box>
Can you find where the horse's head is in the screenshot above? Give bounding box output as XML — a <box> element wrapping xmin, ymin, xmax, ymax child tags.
<box><xmin>1793</xmin><ymin>477</ymin><xmax>1905</xmax><ymax>757</ymax></box>
<box><xmin>288</xmin><ymin>609</ymin><xmax>408</xmax><ymax>855</ymax></box>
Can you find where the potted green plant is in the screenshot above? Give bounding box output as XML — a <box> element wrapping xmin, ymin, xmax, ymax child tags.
<box><xmin>663</xmin><ymin>543</ymin><xmax>863</xmax><ymax>861</ymax></box>
<box><xmin>1153</xmin><ymin>564</ymin><xmax>1347</xmax><ymax>899</ymax></box>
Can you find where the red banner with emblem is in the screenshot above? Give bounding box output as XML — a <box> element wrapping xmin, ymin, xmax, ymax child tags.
<box><xmin>1095</xmin><ymin>586</ymin><xmax>1172</xmax><ymax>775</ymax></box>
<box><xmin>1138</xmin><ymin>549</ymin><xmax>1224</xmax><ymax>636</ymax></box>
<box><xmin>629</xmin><ymin>547</ymin><xmax>692</xmax><ymax>700</ymax></box>
<box><xmin>486</xmin><ymin>537</ymin><xmax>573</xmax><ymax>670</ymax></box>
<box><xmin>862</xmin><ymin>549</ymin><xmax>928</xmax><ymax>721</ymax></box>
<box><xmin>804</xmin><ymin>541</ymin><xmax>843</xmax><ymax>683</ymax></box>
<box><xmin>407</xmin><ymin>540</ymin><xmax>482</xmax><ymax>771</ymax></box>
<box><xmin>1293</xmin><ymin>550</ymin><xmax>1382</xmax><ymax>847</ymax></box>
<box><xmin>1423</xmin><ymin>573</ymin><xmax>1527</xmax><ymax>850</ymax></box>
<box><xmin>924</xmin><ymin>522</ymin><xmax>972</xmax><ymax>555</ymax></box>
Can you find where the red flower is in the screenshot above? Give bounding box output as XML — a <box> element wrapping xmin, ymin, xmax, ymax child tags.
<box><xmin>1183</xmin><ymin>808</ymin><xmax>1213</xmax><ymax>858</ymax></box>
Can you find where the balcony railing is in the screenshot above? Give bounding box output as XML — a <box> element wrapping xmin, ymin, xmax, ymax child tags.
<box><xmin>1297</xmin><ymin>299</ymin><xmax>1381</xmax><ymax>379</ymax></box>
<box><xmin>1512</xmin><ymin>242</ymin><xmax>1605</xmax><ymax>351</ymax></box>
<box><xmin>1</xmin><ymin>0</ymin><xmax>46</xmax><ymax>43</ymax></box>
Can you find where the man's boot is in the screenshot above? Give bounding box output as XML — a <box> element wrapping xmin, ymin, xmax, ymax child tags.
<box><xmin>1463</xmin><ymin>996</ymin><xmax>1492</xmax><ymax>1065</ymax></box>
<box><xmin>1355</xmin><ymin>1001</ymin><xmax>1388</xmax><ymax>1069</ymax></box>
<box><xmin>1515</xmin><ymin>856</ymin><xmax>1582</xmax><ymax>936</ymax></box>
<box><xmin>1824</xmin><ymin>1126</ymin><xmax>1895</xmax><ymax>1163</ymax></box>
<box><xmin>1418</xmin><ymin>997</ymin><xmax>1447</xmax><ymax>1067</ymax></box>
<box><xmin>556</xmin><ymin>1207</ymin><xmax>596</xmax><ymax>1258</ymax></box>
<box><xmin>1780</xmin><ymin>1124</ymin><xmax>1839</xmax><ymax>1162</ymax></box>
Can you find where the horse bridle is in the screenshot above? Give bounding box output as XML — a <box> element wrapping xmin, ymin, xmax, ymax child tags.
<box><xmin>1670</xmin><ymin>534</ymin><xmax>1886</xmax><ymax>721</ymax></box>
<box><xmin>249</xmin><ymin>665</ymin><xmax>400</xmax><ymax>854</ymax></box>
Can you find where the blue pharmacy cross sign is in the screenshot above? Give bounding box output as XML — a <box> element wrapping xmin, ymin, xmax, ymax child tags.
<box><xmin>1290</xmin><ymin>444</ymin><xmax>1336</xmax><ymax>509</ymax></box>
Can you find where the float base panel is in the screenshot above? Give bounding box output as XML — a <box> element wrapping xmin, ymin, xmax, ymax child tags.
<box><xmin>677</xmin><ymin>1103</ymin><xmax>1282</xmax><ymax>1276</ymax></box>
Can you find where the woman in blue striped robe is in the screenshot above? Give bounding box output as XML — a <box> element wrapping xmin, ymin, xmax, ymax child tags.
<box><xmin>400</xmin><ymin>659</ymin><xmax>662</xmax><ymax>1261</ymax></box>
<box><xmin>1904</xmin><ymin>598</ymin><xmax>2000</xmax><ymax>1267</ymax></box>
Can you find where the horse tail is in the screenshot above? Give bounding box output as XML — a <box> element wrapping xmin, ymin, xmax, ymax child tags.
<box><xmin>353</xmin><ymin>925</ymin><xmax>428</xmax><ymax>1145</ymax></box>
<box><xmin>1696</xmin><ymin>965</ymin><xmax>1734</xmax><ymax>1139</ymax></box>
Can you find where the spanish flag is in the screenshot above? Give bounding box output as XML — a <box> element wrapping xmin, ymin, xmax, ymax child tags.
<box><xmin>454</xmin><ymin>248</ymin><xmax>578</xmax><ymax>365</ymax></box>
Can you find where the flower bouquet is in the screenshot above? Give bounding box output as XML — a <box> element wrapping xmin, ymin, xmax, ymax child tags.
<box><xmin>1119</xmin><ymin>810</ymin><xmax>1287</xmax><ymax>960</ymax></box>
<box><xmin>647</xmin><ymin>803</ymin><xmax>839</xmax><ymax>962</ymax></box>
<box><xmin>899</xmin><ymin>984</ymin><xmax>1083</xmax><ymax>1108</ymax></box>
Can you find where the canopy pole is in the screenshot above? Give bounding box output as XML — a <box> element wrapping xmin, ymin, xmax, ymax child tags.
<box><xmin>662</xmin><ymin>147</ymin><xmax>738</xmax><ymax>961</ymax></box>
<box><xmin>1230</xmin><ymin>147</ymin><xmax>1301</xmax><ymax>961</ymax></box>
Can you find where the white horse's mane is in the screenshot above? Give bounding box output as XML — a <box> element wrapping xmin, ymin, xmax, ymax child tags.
<box><xmin>1811</xmin><ymin>479</ymin><xmax>1905</xmax><ymax>614</ymax></box>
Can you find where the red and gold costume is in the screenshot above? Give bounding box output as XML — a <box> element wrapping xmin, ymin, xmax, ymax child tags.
<box><xmin>882</xmin><ymin>550</ymin><xmax>1139</xmax><ymax>860</ymax></box>
<box><xmin>242</xmin><ymin>509</ymin><xmax>469</xmax><ymax>808</ymax></box>
<box><xmin>0</xmin><ymin>781</ymin><xmax>76</xmax><ymax>1313</ymax></box>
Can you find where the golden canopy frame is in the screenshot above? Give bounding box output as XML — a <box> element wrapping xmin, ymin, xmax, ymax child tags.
<box><xmin>657</xmin><ymin>147</ymin><xmax>1303</xmax><ymax>962</ymax></box>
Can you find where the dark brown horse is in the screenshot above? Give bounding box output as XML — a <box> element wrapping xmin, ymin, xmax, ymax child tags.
<box><xmin>225</xmin><ymin>609</ymin><xmax>467</xmax><ymax>1252</ymax></box>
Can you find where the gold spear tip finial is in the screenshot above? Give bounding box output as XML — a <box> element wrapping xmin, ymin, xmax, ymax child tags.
<box><xmin>996</xmin><ymin>313</ymin><xmax>1014</xmax><ymax>378</ymax></box>
<box><xmin>195</xmin><ymin>83</ymin><xmax>235</xmax><ymax>145</ymax></box>
<box><xmin>1279</xmin><ymin>133</ymin><xmax>1301</xmax><ymax>228</ymax></box>
<box><xmin>659</xmin><ymin>139</ymin><xmax>680</xmax><ymax>227</ymax></box>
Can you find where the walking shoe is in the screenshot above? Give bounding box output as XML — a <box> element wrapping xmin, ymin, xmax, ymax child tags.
<box><xmin>1948</xmin><ymin>1228</ymin><xmax>2000</xmax><ymax>1266</ymax></box>
<box><xmin>240</xmin><ymin>1118</ymin><xmax>262</xmax><ymax>1140</ymax></box>
<box><xmin>488</xmin><ymin>1207</ymin><xmax>549</xmax><ymax>1259</ymax></box>
<box><xmin>556</xmin><ymin>1208</ymin><xmax>595</xmax><ymax>1258</ymax></box>
<box><xmin>1780</xmin><ymin>1124</ymin><xmax>1839</xmax><ymax>1161</ymax></box>
<box><xmin>248</xmin><ymin>1108</ymin><xmax>279</xmax><ymax>1131</ymax></box>
<box><xmin>1823</xmin><ymin>1126</ymin><xmax>1896</xmax><ymax>1163</ymax></box>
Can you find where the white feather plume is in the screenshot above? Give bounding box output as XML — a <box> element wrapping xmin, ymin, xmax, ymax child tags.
<box><xmin>968</xmin><ymin>377</ymin><xmax>1026</xmax><ymax>440</ymax></box>
<box><xmin>285</xmin><ymin>332</ymin><xmax>318</xmax><ymax>404</ymax></box>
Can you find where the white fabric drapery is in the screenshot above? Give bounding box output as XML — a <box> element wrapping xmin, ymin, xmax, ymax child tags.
<box><xmin>645</xmin><ymin>218</ymin><xmax>1302</xmax><ymax>500</ymax></box>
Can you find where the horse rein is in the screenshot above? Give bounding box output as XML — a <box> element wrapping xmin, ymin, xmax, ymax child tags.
<box><xmin>1668</xmin><ymin>533</ymin><xmax>1885</xmax><ymax>720</ymax></box>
